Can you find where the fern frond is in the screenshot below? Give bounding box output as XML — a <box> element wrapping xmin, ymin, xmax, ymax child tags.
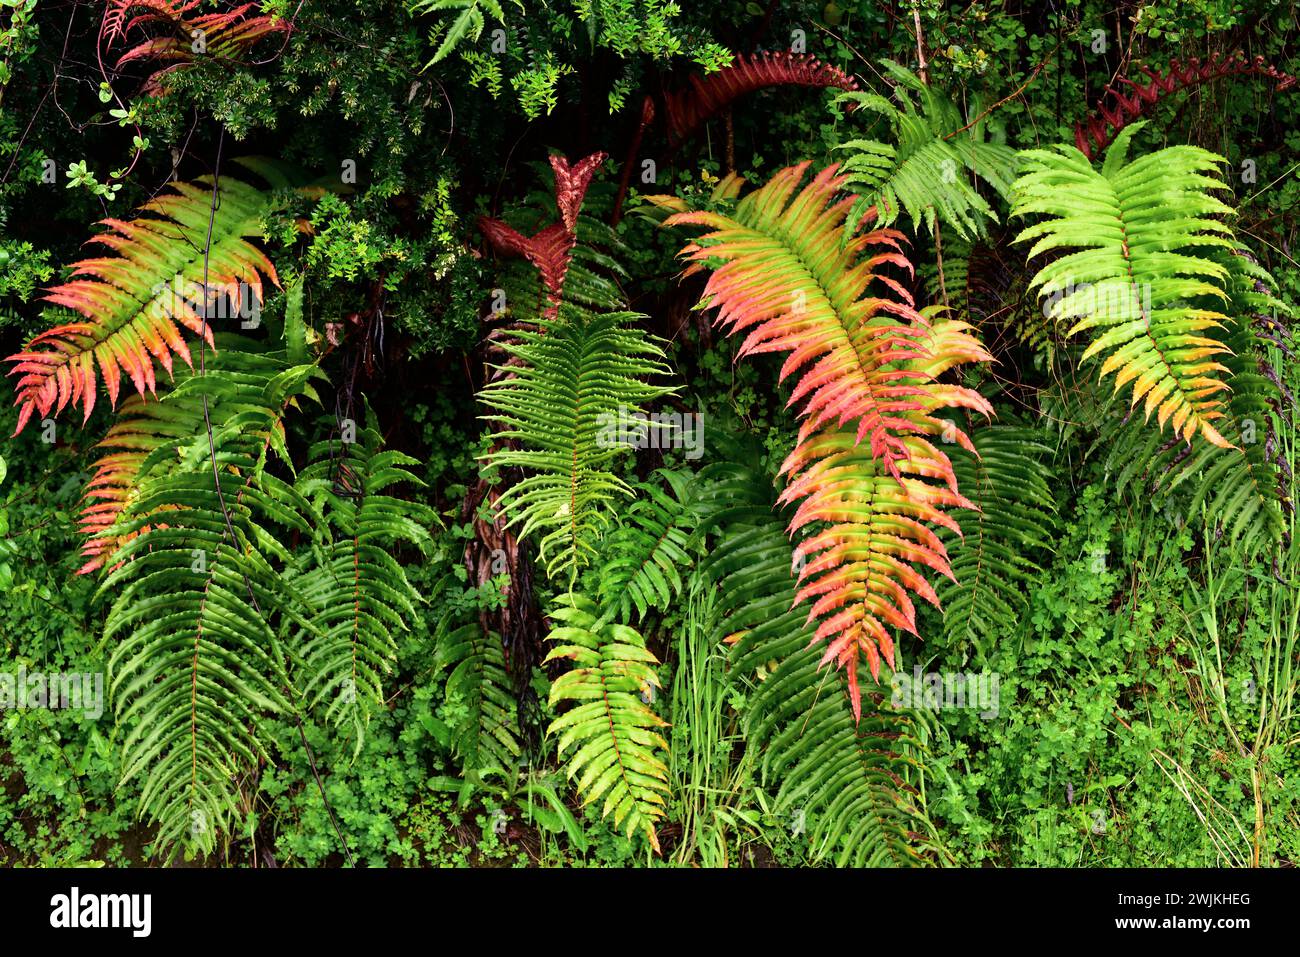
<box><xmin>1012</xmin><ymin>122</ymin><xmax>1239</xmax><ymax>449</ymax></box>
<box><xmin>662</xmin><ymin>51</ymin><xmax>859</xmax><ymax>146</ymax></box>
<box><xmin>666</xmin><ymin>166</ymin><xmax>992</xmax><ymax>713</ymax></box>
<box><xmin>477</xmin><ymin>308</ymin><xmax>673</xmax><ymax>582</ymax></box>
<box><xmin>544</xmin><ymin>593</ymin><xmax>669</xmax><ymax>850</ymax></box>
<box><xmin>778</xmin><ymin>424</ymin><xmax>975</xmax><ymax>718</ymax></box>
<box><xmin>665</xmin><ymin>163</ymin><xmax>991</xmax><ymax>480</ymax></box>
<box><xmin>936</xmin><ymin>425</ymin><xmax>1059</xmax><ymax>649</ymax></box>
<box><xmin>105</xmin><ymin>0</ymin><xmax>292</xmax><ymax>93</ymax></box>
<box><xmin>411</xmin><ymin>0</ymin><xmax>513</xmax><ymax>66</ymax></box>
<box><xmin>595</xmin><ymin>468</ymin><xmax>697</xmax><ymax>623</ymax></box>
<box><xmin>98</xmin><ymin>356</ymin><xmax>322</xmax><ymax>856</ymax></box>
<box><xmin>1069</xmin><ymin>249</ymin><xmax>1291</xmax><ymax>556</ymax></box>
<box><xmin>835</xmin><ymin>61</ymin><xmax>1018</xmax><ymax>240</ymax></box>
<box><xmin>77</xmin><ymin>341</ymin><xmax>308</xmax><ymax>573</ymax></box>
<box><xmin>7</xmin><ymin>174</ymin><xmax>278</xmax><ymax>434</ymax></box>
<box><xmin>434</xmin><ymin>623</ymin><xmax>522</xmax><ymax>772</ymax></box>
<box><xmin>291</xmin><ymin>405</ymin><xmax>435</xmax><ymax>751</ymax></box>
<box><xmin>478</xmin><ymin>152</ymin><xmax>607</xmax><ymax>318</ymax></box>
<box><xmin>699</xmin><ymin>453</ymin><xmax>933</xmax><ymax>865</ymax></box>
<box><xmin>1075</xmin><ymin>52</ymin><xmax>1297</xmax><ymax>160</ymax></box>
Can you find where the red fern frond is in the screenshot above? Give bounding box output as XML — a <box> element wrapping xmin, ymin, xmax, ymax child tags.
<box><xmin>1075</xmin><ymin>52</ymin><xmax>1297</xmax><ymax>159</ymax></box>
<box><xmin>103</xmin><ymin>0</ymin><xmax>290</xmax><ymax>93</ymax></box>
<box><xmin>662</xmin><ymin>51</ymin><xmax>860</xmax><ymax>146</ymax></box>
<box><xmin>77</xmin><ymin>403</ymin><xmax>154</xmax><ymax>573</ymax></box>
<box><xmin>478</xmin><ymin>152</ymin><xmax>606</xmax><ymax>316</ymax></box>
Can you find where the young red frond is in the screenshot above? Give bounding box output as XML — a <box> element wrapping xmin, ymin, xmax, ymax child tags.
<box><xmin>478</xmin><ymin>152</ymin><xmax>606</xmax><ymax>316</ymax></box>
<box><xmin>662</xmin><ymin>51</ymin><xmax>860</xmax><ymax>146</ymax></box>
<box><xmin>1075</xmin><ymin>53</ymin><xmax>1297</xmax><ymax>159</ymax></box>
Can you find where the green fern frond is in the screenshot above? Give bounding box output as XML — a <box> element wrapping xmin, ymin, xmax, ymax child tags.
<box><xmin>290</xmin><ymin>404</ymin><xmax>436</xmax><ymax>752</ymax></box>
<box><xmin>936</xmin><ymin>425</ymin><xmax>1059</xmax><ymax>650</ymax></box>
<box><xmin>412</xmin><ymin>0</ymin><xmax>516</xmax><ymax>66</ymax></box>
<box><xmin>698</xmin><ymin>451</ymin><xmax>935</xmax><ymax>866</ymax></box>
<box><xmin>835</xmin><ymin>60</ymin><xmax>1017</xmax><ymax>240</ymax></box>
<box><xmin>545</xmin><ymin>593</ymin><xmax>670</xmax><ymax>850</ymax></box>
<box><xmin>595</xmin><ymin>468</ymin><xmax>697</xmax><ymax>623</ymax></box>
<box><xmin>477</xmin><ymin>307</ymin><xmax>673</xmax><ymax>582</ymax></box>
<box><xmin>78</xmin><ymin>340</ymin><xmax>315</xmax><ymax>572</ymax></box>
<box><xmin>98</xmin><ymin>355</ymin><xmax>324</xmax><ymax>856</ymax></box>
<box><xmin>434</xmin><ymin>622</ymin><xmax>523</xmax><ymax>773</ymax></box>
<box><xmin>1011</xmin><ymin>121</ymin><xmax>1241</xmax><ymax>450</ymax></box>
<box><xmin>1064</xmin><ymin>249</ymin><xmax>1291</xmax><ymax>556</ymax></box>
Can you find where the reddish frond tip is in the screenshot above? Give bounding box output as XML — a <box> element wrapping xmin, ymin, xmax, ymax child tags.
<box><xmin>13</xmin><ymin>400</ymin><xmax>34</xmax><ymax>436</ymax></box>
<box><xmin>550</xmin><ymin>152</ymin><xmax>607</xmax><ymax>232</ymax></box>
<box><xmin>478</xmin><ymin>217</ymin><xmax>530</xmax><ymax>258</ymax></box>
<box><xmin>480</xmin><ymin>153</ymin><xmax>604</xmax><ymax>309</ymax></box>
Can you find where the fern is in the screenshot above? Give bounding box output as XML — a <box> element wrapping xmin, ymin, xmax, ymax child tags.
<box><xmin>411</xmin><ymin>0</ymin><xmax>516</xmax><ymax>67</ymax></box>
<box><xmin>7</xmin><ymin>171</ymin><xmax>279</xmax><ymax>434</ymax></box>
<box><xmin>1075</xmin><ymin>53</ymin><xmax>1297</xmax><ymax>160</ymax></box>
<box><xmin>544</xmin><ymin>593</ymin><xmax>669</xmax><ymax>849</ymax></box>
<box><xmin>479</xmin><ymin>153</ymin><xmax>620</xmax><ymax>323</ymax></box>
<box><xmin>666</xmin><ymin>165</ymin><xmax>991</xmax><ymax>715</ymax></box>
<box><xmin>778</xmin><ymin>419</ymin><xmax>976</xmax><ymax>715</ymax></box>
<box><xmin>660</xmin><ymin>51</ymin><xmax>860</xmax><ymax>146</ymax></box>
<box><xmin>99</xmin><ymin>356</ymin><xmax>323</xmax><ymax>855</ymax></box>
<box><xmin>290</xmin><ymin>406</ymin><xmax>435</xmax><ymax>752</ymax></box>
<box><xmin>1059</xmin><ymin>249</ymin><xmax>1291</xmax><ymax>556</ymax></box>
<box><xmin>595</xmin><ymin>468</ymin><xmax>697</xmax><ymax>623</ymax></box>
<box><xmin>102</xmin><ymin>0</ymin><xmax>291</xmax><ymax>97</ymax></box>
<box><xmin>698</xmin><ymin>447</ymin><xmax>934</xmax><ymax>865</ymax></box>
<box><xmin>468</xmin><ymin>152</ymin><xmax>617</xmax><ymax>732</ymax></box>
<box><xmin>935</xmin><ymin>425</ymin><xmax>1059</xmax><ymax>650</ymax></box>
<box><xmin>77</xmin><ymin>339</ymin><xmax>298</xmax><ymax>573</ymax></box>
<box><xmin>666</xmin><ymin>163</ymin><xmax>991</xmax><ymax>479</ymax></box>
<box><xmin>834</xmin><ymin>60</ymin><xmax>1018</xmax><ymax>241</ymax></box>
<box><xmin>477</xmin><ymin>307</ymin><xmax>672</xmax><ymax>582</ymax></box>
<box><xmin>1011</xmin><ymin>122</ymin><xmax>1250</xmax><ymax>450</ymax></box>
<box><xmin>434</xmin><ymin>622</ymin><xmax>523</xmax><ymax>773</ymax></box>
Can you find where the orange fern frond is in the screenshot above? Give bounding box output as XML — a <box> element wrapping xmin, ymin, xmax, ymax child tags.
<box><xmin>6</xmin><ymin>175</ymin><xmax>277</xmax><ymax>435</ymax></box>
<box><xmin>666</xmin><ymin>163</ymin><xmax>993</xmax><ymax>717</ymax></box>
<box><xmin>667</xmin><ymin>162</ymin><xmax>977</xmax><ymax>477</ymax></box>
<box><xmin>776</xmin><ymin>313</ymin><xmax>992</xmax><ymax>718</ymax></box>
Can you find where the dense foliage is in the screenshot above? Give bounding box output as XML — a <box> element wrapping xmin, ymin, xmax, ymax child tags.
<box><xmin>1</xmin><ymin>0</ymin><xmax>1297</xmax><ymax>868</ymax></box>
